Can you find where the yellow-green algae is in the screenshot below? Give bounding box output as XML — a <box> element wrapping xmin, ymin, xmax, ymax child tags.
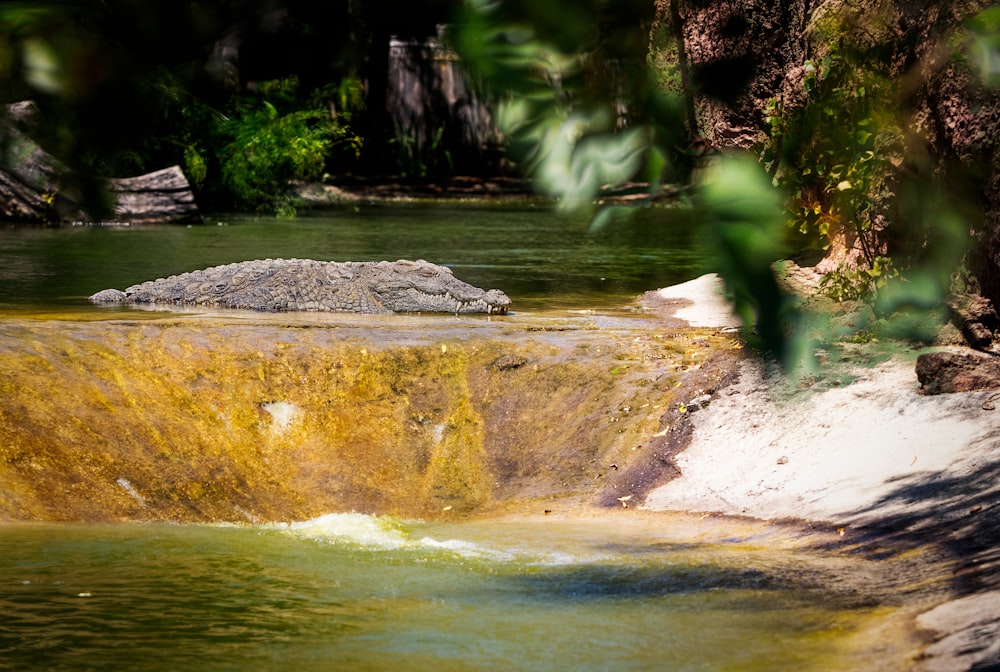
<box><xmin>0</xmin><ymin>316</ymin><xmax>735</xmax><ymax>522</ymax></box>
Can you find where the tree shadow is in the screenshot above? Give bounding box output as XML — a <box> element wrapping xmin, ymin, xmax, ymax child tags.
<box><xmin>505</xmin><ymin>559</ymin><xmax>880</xmax><ymax>609</ymax></box>
<box><xmin>830</xmin><ymin>425</ymin><xmax>1000</xmax><ymax>595</ymax></box>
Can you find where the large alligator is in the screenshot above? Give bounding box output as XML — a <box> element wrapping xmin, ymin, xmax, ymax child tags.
<box><xmin>89</xmin><ymin>258</ymin><xmax>511</xmax><ymax>314</ymax></box>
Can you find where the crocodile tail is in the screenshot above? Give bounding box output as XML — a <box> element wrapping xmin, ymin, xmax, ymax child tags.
<box><xmin>89</xmin><ymin>289</ymin><xmax>128</xmax><ymax>304</ymax></box>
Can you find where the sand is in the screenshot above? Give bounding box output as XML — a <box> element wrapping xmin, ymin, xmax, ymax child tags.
<box><xmin>641</xmin><ymin>274</ymin><xmax>1000</xmax><ymax>672</ymax></box>
<box><xmin>641</xmin><ymin>274</ymin><xmax>998</xmax><ymax>524</ymax></box>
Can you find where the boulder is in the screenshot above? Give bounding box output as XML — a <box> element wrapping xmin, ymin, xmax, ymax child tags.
<box><xmin>915</xmin><ymin>350</ymin><xmax>1000</xmax><ymax>394</ymax></box>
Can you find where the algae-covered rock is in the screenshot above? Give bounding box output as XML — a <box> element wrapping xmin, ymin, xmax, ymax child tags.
<box><xmin>0</xmin><ymin>315</ymin><xmax>736</xmax><ymax>522</ymax></box>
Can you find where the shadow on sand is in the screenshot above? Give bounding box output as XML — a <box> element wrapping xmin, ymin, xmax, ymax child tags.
<box><xmin>839</xmin><ymin>423</ymin><xmax>1000</xmax><ymax>595</ymax></box>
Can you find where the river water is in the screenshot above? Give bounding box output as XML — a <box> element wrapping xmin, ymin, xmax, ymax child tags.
<box><xmin>1</xmin><ymin>514</ymin><xmax>921</xmax><ymax>672</ymax></box>
<box><xmin>0</xmin><ymin>205</ymin><xmax>934</xmax><ymax>669</ymax></box>
<box><xmin>0</xmin><ymin>203</ymin><xmax>707</xmax><ymax>313</ymax></box>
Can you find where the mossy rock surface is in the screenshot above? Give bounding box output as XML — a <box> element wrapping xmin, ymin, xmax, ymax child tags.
<box><xmin>0</xmin><ymin>313</ymin><xmax>739</xmax><ymax>522</ymax></box>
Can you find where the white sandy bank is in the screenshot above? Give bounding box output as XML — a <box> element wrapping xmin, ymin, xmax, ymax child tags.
<box><xmin>647</xmin><ymin>360</ymin><xmax>1000</xmax><ymax>672</ymax></box>
<box><xmin>643</xmin><ymin>355</ymin><xmax>997</xmax><ymax>525</ymax></box>
<box><xmin>642</xmin><ymin>273</ymin><xmax>999</xmax><ymax>525</ymax></box>
<box><xmin>649</xmin><ymin>273</ymin><xmax>741</xmax><ymax>328</ymax></box>
<box><xmin>643</xmin><ymin>272</ymin><xmax>1000</xmax><ymax>671</ymax></box>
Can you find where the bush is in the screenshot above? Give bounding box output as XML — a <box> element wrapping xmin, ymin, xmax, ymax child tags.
<box><xmin>215</xmin><ymin>77</ymin><xmax>362</xmax><ymax>215</ymax></box>
<box><xmin>115</xmin><ymin>72</ymin><xmax>363</xmax><ymax>215</ymax></box>
<box><xmin>761</xmin><ymin>39</ymin><xmax>902</xmax><ymax>304</ymax></box>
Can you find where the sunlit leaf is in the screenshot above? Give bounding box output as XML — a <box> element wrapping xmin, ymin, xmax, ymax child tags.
<box><xmin>589</xmin><ymin>204</ymin><xmax>635</xmax><ymax>232</ymax></box>
<box><xmin>22</xmin><ymin>37</ymin><xmax>62</xmax><ymax>94</ymax></box>
<box><xmin>641</xmin><ymin>145</ymin><xmax>668</xmax><ymax>194</ymax></box>
<box><xmin>494</xmin><ymin>98</ymin><xmax>535</xmax><ymax>136</ymax></box>
<box><xmin>967</xmin><ymin>7</ymin><xmax>1000</xmax><ymax>86</ymax></box>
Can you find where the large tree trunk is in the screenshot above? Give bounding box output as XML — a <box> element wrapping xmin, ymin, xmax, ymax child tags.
<box><xmin>1</xmin><ymin>104</ymin><xmax>200</xmax><ymax>224</ymax></box>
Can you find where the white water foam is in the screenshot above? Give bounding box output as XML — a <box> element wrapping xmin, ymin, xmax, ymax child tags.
<box><xmin>269</xmin><ymin>512</ymin><xmax>517</xmax><ymax>560</ymax></box>
<box><xmin>276</xmin><ymin>512</ymin><xmax>410</xmax><ymax>549</ymax></box>
<box><xmin>264</xmin><ymin>513</ymin><xmax>630</xmax><ymax>569</ymax></box>
<box><xmin>116</xmin><ymin>477</ymin><xmax>146</xmax><ymax>506</ymax></box>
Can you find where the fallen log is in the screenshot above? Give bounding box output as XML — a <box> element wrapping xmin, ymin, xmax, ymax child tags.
<box><xmin>107</xmin><ymin>166</ymin><xmax>200</xmax><ymax>224</ymax></box>
<box><xmin>1</xmin><ymin>102</ymin><xmax>200</xmax><ymax>224</ymax></box>
<box><xmin>0</xmin><ymin>118</ymin><xmax>72</xmax><ymax>221</ymax></box>
<box><xmin>0</xmin><ymin>157</ymin><xmax>61</xmax><ymax>221</ymax></box>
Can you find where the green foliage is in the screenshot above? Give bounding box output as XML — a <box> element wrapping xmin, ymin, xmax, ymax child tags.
<box><xmin>757</xmin><ymin>6</ymin><xmax>992</xmax><ymax>348</ymax></box>
<box><xmin>451</xmin><ymin>0</ymin><xmax>679</xmax><ymax>214</ymax></box>
<box><xmin>132</xmin><ymin>72</ymin><xmax>364</xmax><ymax>214</ymax></box>
<box><xmin>817</xmin><ymin>255</ymin><xmax>898</xmax><ymax>303</ymax></box>
<box><xmin>0</xmin><ymin>6</ymin><xmax>65</xmax><ymax>98</ymax></box>
<box><xmin>182</xmin><ymin>144</ymin><xmax>207</xmax><ymax>189</ymax></box>
<box><xmin>454</xmin><ymin>0</ymin><xmax>812</xmax><ymax>364</ymax></box>
<box><xmin>389</xmin><ymin>125</ymin><xmax>453</xmax><ymax>179</ymax></box>
<box><xmin>700</xmin><ymin>157</ymin><xmax>804</xmax><ymax>364</ymax></box>
<box><xmin>212</xmin><ymin>76</ymin><xmax>363</xmax><ymax>214</ymax></box>
<box><xmin>965</xmin><ymin>6</ymin><xmax>1000</xmax><ymax>87</ymax></box>
<box><xmin>328</xmin><ymin>77</ymin><xmax>366</xmax><ymax>122</ymax></box>
<box><xmin>762</xmin><ymin>39</ymin><xmax>902</xmax><ymax>305</ymax></box>
<box><xmin>454</xmin><ymin>0</ymin><xmax>804</xmax><ymax>366</ymax></box>
<box><xmin>0</xmin><ymin>3</ymin><xmax>370</xmax><ymax>216</ymax></box>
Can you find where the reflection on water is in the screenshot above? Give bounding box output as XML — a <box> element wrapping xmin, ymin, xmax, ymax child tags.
<box><xmin>0</xmin><ymin>204</ymin><xmax>709</xmax><ymax>312</ymax></box>
<box><xmin>0</xmin><ymin>515</ymin><xmax>920</xmax><ymax>672</ymax></box>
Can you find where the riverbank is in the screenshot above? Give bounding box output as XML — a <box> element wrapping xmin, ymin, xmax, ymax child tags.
<box><xmin>641</xmin><ymin>273</ymin><xmax>1000</xmax><ymax>672</ymax></box>
<box><xmin>291</xmin><ymin>175</ymin><xmax>680</xmax><ymax>206</ymax></box>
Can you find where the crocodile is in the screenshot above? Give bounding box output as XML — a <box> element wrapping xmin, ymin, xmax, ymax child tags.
<box><xmin>89</xmin><ymin>258</ymin><xmax>511</xmax><ymax>314</ymax></box>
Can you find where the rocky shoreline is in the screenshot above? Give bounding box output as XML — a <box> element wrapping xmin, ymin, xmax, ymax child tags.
<box><xmin>641</xmin><ymin>273</ymin><xmax>1000</xmax><ymax>672</ymax></box>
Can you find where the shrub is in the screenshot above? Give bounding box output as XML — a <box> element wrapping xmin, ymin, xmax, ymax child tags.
<box><xmin>216</xmin><ymin>77</ymin><xmax>362</xmax><ymax>214</ymax></box>
<box><xmin>762</xmin><ymin>39</ymin><xmax>902</xmax><ymax>305</ymax></box>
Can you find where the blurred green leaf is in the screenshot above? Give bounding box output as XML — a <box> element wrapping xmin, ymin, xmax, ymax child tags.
<box><xmin>700</xmin><ymin>157</ymin><xmax>801</xmax><ymax>365</ymax></box>
<box><xmin>967</xmin><ymin>7</ymin><xmax>1000</xmax><ymax>86</ymax></box>
<box><xmin>22</xmin><ymin>37</ymin><xmax>62</xmax><ymax>94</ymax></box>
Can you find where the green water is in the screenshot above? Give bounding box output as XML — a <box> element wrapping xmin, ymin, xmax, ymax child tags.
<box><xmin>0</xmin><ymin>203</ymin><xmax>707</xmax><ymax>313</ymax></box>
<box><xmin>0</xmin><ymin>515</ymin><xmax>905</xmax><ymax>672</ymax></box>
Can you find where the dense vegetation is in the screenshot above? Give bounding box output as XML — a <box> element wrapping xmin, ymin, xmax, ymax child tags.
<box><xmin>0</xmin><ymin>1</ymin><xmax>451</xmax><ymax>212</ymax></box>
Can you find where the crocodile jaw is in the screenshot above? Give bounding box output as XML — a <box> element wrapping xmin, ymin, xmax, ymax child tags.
<box><xmin>366</xmin><ymin>260</ymin><xmax>512</xmax><ymax>315</ymax></box>
<box><xmin>372</xmin><ymin>286</ymin><xmax>511</xmax><ymax>315</ymax></box>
